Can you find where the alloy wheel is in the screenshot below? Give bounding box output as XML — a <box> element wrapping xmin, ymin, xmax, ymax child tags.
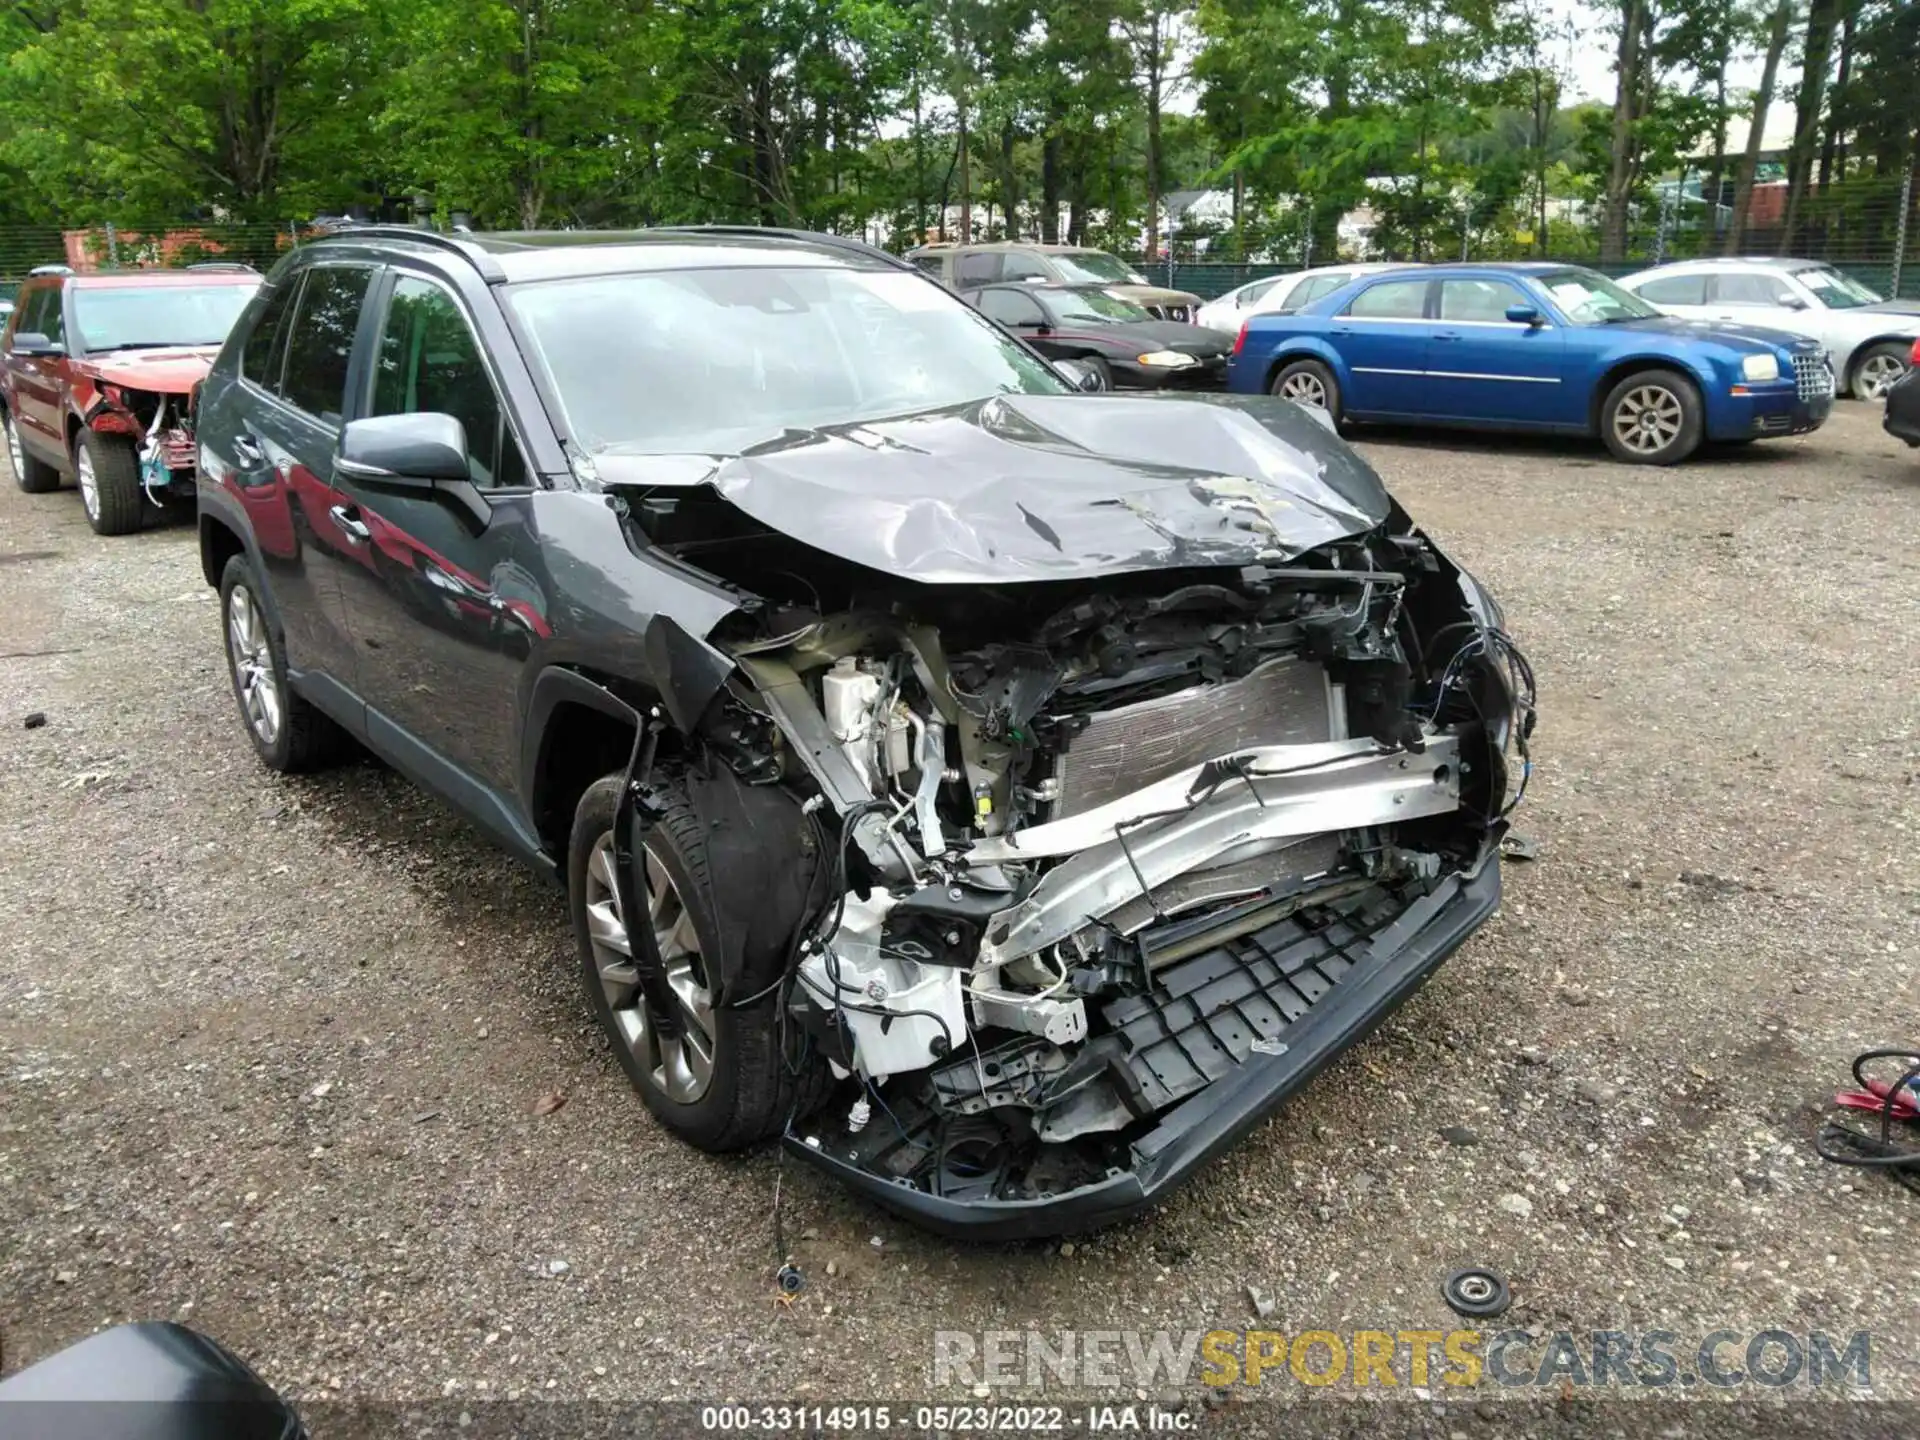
<box><xmin>584</xmin><ymin>834</ymin><xmax>716</xmax><ymax>1103</ymax></box>
<box><xmin>76</xmin><ymin>445</ymin><xmax>99</xmax><ymax>520</ymax></box>
<box><xmin>1856</xmin><ymin>353</ymin><xmax>1906</xmax><ymax>402</ymax></box>
<box><xmin>1612</xmin><ymin>385</ymin><xmax>1683</xmax><ymax>455</ymax></box>
<box><xmin>226</xmin><ymin>583</ymin><xmax>283</xmax><ymax>746</ymax></box>
<box><xmin>1279</xmin><ymin>371</ymin><xmax>1329</xmax><ymax>409</ymax></box>
<box><xmin>4</xmin><ymin>417</ymin><xmax>22</xmax><ymax>479</ymax></box>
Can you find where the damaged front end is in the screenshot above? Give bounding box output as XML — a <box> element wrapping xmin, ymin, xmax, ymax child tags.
<box><xmin>85</xmin><ymin>383</ymin><xmax>198</xmax><ymax>502</ymax></box>
<box><xmin>624</xmin><ymin>442</ymin><xmax>1535</xmax><ymax>1235</ymax></box>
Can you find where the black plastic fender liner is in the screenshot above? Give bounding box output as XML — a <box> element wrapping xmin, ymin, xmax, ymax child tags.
<box><xmin>676</xmin><ymin>758</ymin><xmax>827</xmax><ymax>1006</ymax></box>
<box><xmin>783</xmin><ymin>854</ymin><xmax>1503</xmax><ymax>1239</ymax></box>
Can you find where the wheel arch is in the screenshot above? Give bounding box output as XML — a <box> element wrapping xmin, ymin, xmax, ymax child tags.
<box><xmin>1587</xmin><ymin>355</ymin><xmax>1709</xmax><ymax>434</ymax></box>
<box><xmin>199</xmin><ymin>511</ymin><xmax>247</xmax><ymax>589</ymax></box>
<box><xmin>1261</xmin><ymin>338</ymin><xmax>1348</xmax><ymax>393</ymax></box>
<box><xmin>522</xmin><ymin>666</ymin><xmax>656</xmax><ymax>861</ymax></box>
<box><xmin>1845</xmin><ymin>334</ymin><xmax>1915</xmax><ymax>393</ymax></box>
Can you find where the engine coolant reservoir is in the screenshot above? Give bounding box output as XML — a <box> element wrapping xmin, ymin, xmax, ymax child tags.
<box><xmin>822</xmin><ymin>656</ymin><xmax>882</xmax><ymax>743</ymax></box>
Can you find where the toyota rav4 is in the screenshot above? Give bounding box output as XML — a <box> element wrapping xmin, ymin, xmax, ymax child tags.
<box><xmin>194</xmin><ymin>226</ymin><xmax>1535</xmax><ymax>1237</ymax></box>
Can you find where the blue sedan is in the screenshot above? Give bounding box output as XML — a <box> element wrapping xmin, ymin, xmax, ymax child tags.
<box><xmin>1227</xmin><ymin>262</ymin><xmax>1834</xmax><ymax>464</ymax></box>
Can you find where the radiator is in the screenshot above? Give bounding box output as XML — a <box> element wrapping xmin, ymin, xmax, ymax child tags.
<box><xmin>1048</xmin><ymin>657</ymin><xmax>1341</xmax><ymax>819</ymax></box>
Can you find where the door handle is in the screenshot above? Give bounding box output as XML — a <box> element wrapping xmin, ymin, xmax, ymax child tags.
<box><xmin>329</xmin><ymin>504</ymin><xmax>371</xmax><ymax>543</ymax></box>
<box><xmin>1433</xmin><ymin>331</ymin><xmax>1461</xmax><ymax>342</ymax></box>
<box><xmin>232</xmin><ymin>434</ymin><xmax>266</xmax><ymax>467</ymax></box>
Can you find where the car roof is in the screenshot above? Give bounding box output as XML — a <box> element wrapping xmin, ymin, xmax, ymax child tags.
<box><xmin>304</xmin><ymin>225</ymin><xmax>902</xmax><ymax>285</ymax></box>
<box><xmin>908</xmin><ymin>241</ymin><xmax>1108</xmax><ymax>255</ymax></box>
<box><xmin>66</xmin><ymin>271</ymin><xmax>261</xmax><ymax>289</ymax></box>
<box><xmin>1637</xmin><ymin>256</ymin><xmax>1828</xmax><ymax>272</ymax></box>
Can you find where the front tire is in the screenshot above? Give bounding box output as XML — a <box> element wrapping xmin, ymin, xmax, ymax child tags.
<box><xmin>5</xmin><ymin>409</ymin><xmax>62</xmax><ymax>493</ymax></box>
<box><xmin>218</xmin><ymin>553</ymin><xmax>350</xmax><ymax>772</ymax></box>
<box><xmin>1271</xmin><ymin>358</ymin><xmax>1344</xmax><ymax>425</ymax></box>
<box><xmin>1600</xmin><ymin>369</ymin><xmax>1703</xmax><ymax>465</ymax></box>
<box><xmin>76</xmin><ymin>429</ymin><xmax>147</xmax><ymax>535</ymax></box>
<box><xmin>1849</xmin><ymin>341</ymin><xmax>1910</xmax><ymax>402</ymax></box>
<box><xmin>570</xmin><ymin>773</ymin><xmax>827</xmax><ymax>1152</ymax></box>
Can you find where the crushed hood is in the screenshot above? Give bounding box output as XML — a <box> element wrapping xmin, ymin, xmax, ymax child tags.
<box><xmin>594</xmin><ymin>393</ymin><xmax>1391</xmax><ymax>585</ymax></box>
<box><xmin>77</xmin><ymin>347</ymin><xmax>219</xmax><ymax>394</ymax></box>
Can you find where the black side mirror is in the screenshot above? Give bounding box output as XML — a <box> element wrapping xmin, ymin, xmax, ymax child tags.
<box><xmin>337</xmin><ymin>412</ymin><xmax>472</xmax><ymax>485</ymax></box>
<box><xmin>336</xmin><ymin>412</ymin><xmax>490</xmax><ymax>527</ymax></box>
<box><xmin>9</xmin><ymin>330</ymin><xmax>58</xmax><ymax>356</ymax></box>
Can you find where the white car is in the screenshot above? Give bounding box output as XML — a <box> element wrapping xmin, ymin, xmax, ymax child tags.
<box><xmin>1619</xmin><ymin>258</ymin><xmax>1920</xmax><ymax>400</ymax></box>
<box><xmin>1195</xmin><ymin>263</ymin><xmax>1415</xmax><ymax>334</ymax></box>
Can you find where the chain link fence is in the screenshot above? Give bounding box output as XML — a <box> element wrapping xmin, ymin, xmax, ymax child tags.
<box><xmin>4</xmin><ymin>176</ymin><xmax>1914</xmax><ymax>306</ymax></box>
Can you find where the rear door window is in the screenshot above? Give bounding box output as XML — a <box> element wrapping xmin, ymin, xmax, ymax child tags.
<box><xmin>280</xmin><ymin>267</ymin><xmax>374</xmax><ymax>424</ymax></box>
<box><xmin>1346</xmin><ymin>278</ymin><xmax>1430</xmax><ymax>319</ymax></box>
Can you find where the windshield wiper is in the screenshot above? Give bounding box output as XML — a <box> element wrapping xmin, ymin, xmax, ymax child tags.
<box><xmin>91</xmin><ymin>339</ymin><xmax>212</xmax><ymax>351</ymax></box>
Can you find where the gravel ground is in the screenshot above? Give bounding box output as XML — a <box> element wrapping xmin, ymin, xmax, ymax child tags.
<box><xmin>2</xmin><ymin>406</ymin><xmax>1917</xmax><ymax>1422</ymax></box>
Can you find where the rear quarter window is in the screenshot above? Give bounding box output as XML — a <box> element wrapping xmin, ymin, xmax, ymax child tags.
<box><xmin>240</xmin><ymin>280</ymin><xmax>300</xmax><ymax>392</ymax></box>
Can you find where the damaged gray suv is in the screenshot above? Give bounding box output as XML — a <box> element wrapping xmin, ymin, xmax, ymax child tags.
<box><xmin>194</xmin><ymin>226</ymin><xmax>1535</xmax><ymax>1237</ymax></box>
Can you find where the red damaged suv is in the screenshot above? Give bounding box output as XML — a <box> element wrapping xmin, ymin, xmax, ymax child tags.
<box><xmin>1</xmin><ymin>265</ymin><xmax>259</xmax><ymax>534</ymax></box>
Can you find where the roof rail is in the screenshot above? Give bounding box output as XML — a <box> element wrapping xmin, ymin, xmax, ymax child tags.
<box><xmin>29</xmin><ymin>264</ymin><xmax>73</xmax><ymax>276</ymax></box>
<box><xmin>646</xmin><ymin>225</ymin><xmax>917</xmax><ymax>275</ymax></box>
<box><xmin>309</xmin><ymin>224</ymin><xmax>506</xmax><ymax>283</ymax></box>
<box><xmin>185</xmin><ymin>261</ymin><xmax>258</xmax><ymax>273</ymax></box>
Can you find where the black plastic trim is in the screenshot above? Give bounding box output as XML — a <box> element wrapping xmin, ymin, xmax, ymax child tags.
<box><xmin>784</xmin><ymin>856</ymin><xmax>1502</xmax><ymax>1239</ymax></box>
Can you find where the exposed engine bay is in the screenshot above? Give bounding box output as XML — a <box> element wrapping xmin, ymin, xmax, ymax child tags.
<box><xmin>624</xmin><ymin>476</ymin><xmax>1535</xmax><ymax>1215</ymax></box>
<box><xmin>86</xmin><ymin>384</ymin><xmax>198</xmax><ymax>500</ymax></box>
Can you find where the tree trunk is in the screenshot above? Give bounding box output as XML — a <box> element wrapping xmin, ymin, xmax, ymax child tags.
<box><xmin>1601</xmin><ymin>0</ymin><xmax>1644</xmax><ymax>265</ymax></box>
<box><xmin>1142</xmin><ymin>11</ymin><xmax>1164</xmax><ymax>260</ymax></box>
<box><xmin>1726</xmin><ymin>0</ymin><xmax>1794</xmax><ymax>255</ymax></box>
<box><xmin>1533</xmin><ymin>65</ymin><xmax>1551</xmax><ymax>256</ymax></box>
<box><xmin>912</xmin><ymin>84</ymin><xmax>927</xmax><ymax>241</ymax></box>
<box><xmin>1040</xmin><ymin>106</ymin><xmax>1062</xmax><ymax>243</ymax></box>
<box><xmin>1782</xmin><ymin>0</ymin><xmax>1840</xmax><ymax>249</ymax></box>
<box><xmin>1232</xmin><ymin>169</ymin><xmax>1244</xmax><ymax>260</ymax></box>
<box><xmin>1706</xmin><ymin>34</ymin><xmax>1729</xmax><ymax>236</ymax></box>
<box><xmin>956</xmin><ymin>96</ymin><xmax>972</xmax><ymax>244</ymax></box>
<box><xmin>1000</xmin><ymin>120</ymin><xmax>1018</xmax><ymax>240</ymax></box>
<box><xmin>1817</xmin><ymin>1</ymin><xmax>1857</xmax><ymax>190</ymax></box>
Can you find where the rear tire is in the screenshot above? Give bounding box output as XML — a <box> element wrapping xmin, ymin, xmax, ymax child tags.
<box><xmin>1599</xmin><ymin>368</ymin><xmax>1702</xmax><ymax>465</ymax></box>
<box><xmin>571</xmin><ymin>773</ymin><xmax>830</xmax><ymax>1152</ymax></box>
<box><xmin>76</xmin><ymin>429</ymin><xmax>148</xmax><ymax>535</ymax></box>
<box><xmin>1849</xmin><ymin>341</ymin><xmax>1909</xmax><ymax>402</ymax></box>
<box><xmin>4</xmin><ymin>409</ymin><xmax>61</xmax><ymax>493</ymax></box>
<box><xmin>1271</xmin><ymin>358</ymin><xmax>1344</xmax><ymax>425</ymax></box>
<box><xmin>218</xmin><ymin>553</ymin><xmax>350</xmax><ymax>772</ymax></box>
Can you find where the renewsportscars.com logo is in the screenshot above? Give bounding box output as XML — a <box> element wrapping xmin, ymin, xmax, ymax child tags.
<box><xmin>932</xmin><ymin>1328</ymin><xmax>1874</xmax><ymax>1392</ymax></box>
